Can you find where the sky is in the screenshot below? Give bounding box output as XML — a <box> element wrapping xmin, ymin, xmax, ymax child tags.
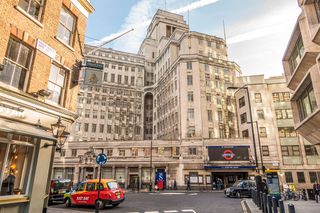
<box><xmin>85</xmin><ymin>0</ymin><xmax>301</xmax><ymax>77</ymax></box>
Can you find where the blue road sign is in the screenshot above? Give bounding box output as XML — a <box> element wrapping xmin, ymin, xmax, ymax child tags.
<box><xmin>96</xmin><ymin>153</ymin><xmax>107</xmax><ymax>165</ymax></box>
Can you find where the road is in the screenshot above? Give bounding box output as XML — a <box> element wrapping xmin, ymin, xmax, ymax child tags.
<box><xmin>48</xmin><ymin>191</ymin><xmax>243</xmax><ymax>213</ymax></box>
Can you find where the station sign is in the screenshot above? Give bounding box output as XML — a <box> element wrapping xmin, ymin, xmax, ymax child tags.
<box><xmin>208</xmin><ymin>146</ymin><xmax>250</xmax><ymax>161</ymax></box>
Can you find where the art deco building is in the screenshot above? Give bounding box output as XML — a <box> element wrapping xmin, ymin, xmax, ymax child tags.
<box><xmin>283</xmin><ymin>0</ymin><xmax>320</xmax><ymax>145</ymax></box>
<box><xmin>139</xmin><ymin>10</ymin><xmax>241</xmax><ymax>141</ymax></box>
<box><xmin>235</xmin><ymin>75</ymin><xmax>320</xmax><ymax>189</ymax></box>
<box><xmin>0</xmin><ymin>0</ymin><xmax>93</xmax><ymax>212</ymax></box>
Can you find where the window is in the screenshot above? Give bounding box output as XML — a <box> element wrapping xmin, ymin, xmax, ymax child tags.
<box><xmin>187</xmin><ymin>108</ymin><xmax>194</xmax><ymax>120</ymax></box>
<box><xmin>187</xmin><ymin>75</ymin><xmax>193</xmax><ymax>85</ymax></box>
<box><xmin>275</xmin><ymin>109</ymin><xmax>293</xmax><ymax>120</ymax></box>
<box><xmin>119</xmin><ymin>149</ymin><xmax>125</xmax><ymax>156</ymax></box>
<box><xmin>131</xmin><ymin>76</ymin><xmax>135</xmax><ymax>85</ymax></box>
<box><xmin>189</xmin><ymin>147</ymin><xmax>197</xmax><ymax>155</ymax></box>
<box><xmin>242</xmin><ymin>129</ymin><xmax>249</xmax><ymax>138</ymax></box>
<box><xmin>71</xmin><ymin>149</ymin><xmax>77</xmax><ymax>157</ymax></box>
<box><xmin>255</xmin><ymin>93</ymin><xmax>262</xmax><ymax>103</ymax></box>
<box><xmin>289</xmin><ymin>36</ymin><xmax>304</xmax><ymax>73</ymax></box>
<box><xmin>99</xmin><ymin>124</ymin><xmax>104</xmax><ymax>133</ymax></box>
<box><xmin>0</xmin><ymin>140</ymin><xmax>34</xmax><ymax>196</ymax></box>
<box><xmin>285</xmin><ymin>172</ymin><xmax>293</xmax><ymax>183</ymax></box>
<box><xmin>0</xmin><ymin>38</ymin><xmax>33</xmax><ymax>90</ymax></box>
<box><xmin>297</xmin><ymin>172</ymin><xmax>305</xmax><ymax>183</ymax></box>
<box><xmin>103</xmin><ymin>73</ymin><xmax>108</xmax><ymax>82</ymax></box>
<box><xmin>206</xmin><ymin>94</ymin><xmax>211</xmax><ymax>102</ymax></box>
<box><xmin>281</xmin><ymin>145</ymin><xmax>300</xmax><ymax>156</ymax></box>
<box><xmin>207</xmin><ymin>41</ymin><xmax>212</xmax><ymax>47</ymax></box>
<box><xmin>218</xmin><ymin>111</ymin><xmax>223</xmax><ymax>122</ymax></box>
<box><xmin>278</xmin><ymin>127</ymin><xmax>297</xmax><ymax>138</ymax></box>
<box><xmin>84</xmin><ymin>123</ymin><xmax>89</xmax><ymax>132</ymax></box>
<box><xmin>259</xmin><ymin>127</ymin><xmax>267</xmax><ymax>138</ymax></box>
<box><xmin>92</xmin><ymin>124</ymin><xmax>96</xmax><ymax>133</ymax></box>
<box><xmin>216</xmin><ymin>96</ymin><xmax>221</xmax><ymax>105</ymax></box>
<box><xmin>86</xmin><ymin>182</ymin><xmax>95</xmax><ymax>191</ymax></box>
<box><xmin>187</xmin><ymin>128</ymin><xmax>195</xmax><ymax>138</ymax></box>
<box><xmin>272</xmin><ymin>92</ymin><xmax>290</xmax><ymax>102</ymax></box>
<box><xmin>205</xmin><ymin>64</ymin><xmax>209</xmax><ymax>72</ymax></box>
<box><xmin>106</xmin><ymin>149</ymin><xmax>113</xmax><ymax>156</ymax></box>
<box><xmin>57</xmin><ymin>7</ymin><xmax>76</xmax><ymax>46</ymax></box>
<box><xmin>108</xmin><ymin>74</ymin><xmax>115</xmax><ymax>84</ymax></box>
<box><xmin>240</xmin><ymin>113</ymin><xmax>247</xmax><ymax>124</ymax></box>
<box><xmin>207</xmin><ymin>110</ymin><xmax>213</xmax><ymax>122</ymax></box>
<box><xmin>187</xmin><ymin>62</ymin><xmax>192</xmax><ymax>70</ymax></box>
<box><xmin>309</xmin><ymin>172</ymin><xmax>318</xmax><ymax>183</ymax></box>
<box><xmin>92</xmin><ymin>110</ymin><xmax>97</xmax><ymax>119</ymax></box>
<box><xmin>315</xmin><ymin>0</ymin><xmax>320</xmax><ymax>22</ymax></box>
<box><xmin>305</xmin><ymin>145</ymin><xmax>318</xmax><ymax>156</ymax></box>
<box><xmin>257</xmin><ymin>110</ymin><xmax>264</xmax><ymax>119</ymax></box>
<box><xmin>18</xmin><ymin>0</ymin><xmax>44</xmax><ymax>20</ymax></box>
<box><xmin>107</xmin><ymin>125</ymin><xmax>112</xmax><ymax>133</ymax></box>
<box><xmin>239</xmin><ymin>96</ymin><xmax>245</xmax><ymax>108</ymax></box>
<box><xmin>124</xmin><ymin>76</ymin><xmax>128</xmax><ymax>84</ymax></box>
<box><xmin>262</xmin><ymin>146</ymin><xmax>269</xmax><ymax>156</ymax></box>
<box><xmin>297</xmin><ymin>83</ymin><xmax>317</xmax><ymax>121</ymax></box>
<box><xmin>188</xmin><ymin>92</ymin><xmax>194</xmax><ymax>102</ymax></box>
<box><xmin>117</xmin><ymin>75</ymin><xmax>122</xmax><ymax>84</ymax></box>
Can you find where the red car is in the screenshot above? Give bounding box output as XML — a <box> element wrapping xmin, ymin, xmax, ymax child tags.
<box><xmin>64</xmin><ymin>179</ymin><xmax>125</xmax><ymax>209</ymax></box>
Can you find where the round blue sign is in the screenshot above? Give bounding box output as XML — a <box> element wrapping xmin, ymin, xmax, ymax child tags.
<box><xmin>96</xmin><ymin>153</ymin><xmax>107</xmax><ymax>165</ymax></box>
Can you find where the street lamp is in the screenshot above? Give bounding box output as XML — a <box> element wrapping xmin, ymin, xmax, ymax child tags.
<box><xmin>227</xmin><ymin>86</ymin><xmax>259</xmax><ymax>173</ymax></box>
<box><xmin>149</xmin><ymin>140</ymin><xmax>153</xmax><ymax>192</ymax></box>
<box><xmin>43</xmin><ymin>116</ymin><xmax>69</xmax><ymax>150</ymax></box>
<box><xmin>247</xmin><ymin>121</ymin><xmax>265</xmax><ymax>173</ymax></box>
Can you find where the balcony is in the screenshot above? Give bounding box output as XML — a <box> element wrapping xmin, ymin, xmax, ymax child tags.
<box><xmin>287</xmin><ymin>51</ymin><xmax>318</xmax><ymax>90</ymax></box>
<box><xmin>295</xmin><ymin>108</ymin><xmax>320</xmax><ymax>145</ymax></box>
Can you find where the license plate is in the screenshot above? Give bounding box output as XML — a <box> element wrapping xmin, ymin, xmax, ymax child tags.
<box><xmin>117</xmin><ymin>195</ymin><xmax>120</xmax><ymax>199</ymax></box>
<box><xmin>59</xmin><ymin>189</ymin><xmax>65</xmax><ymax>194</ymax></box>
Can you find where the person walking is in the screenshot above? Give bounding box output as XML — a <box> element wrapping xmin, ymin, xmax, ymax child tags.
<box><xmin>186</xmin><ymin>177</ymin><xmax>191</xmax><ymax>191</ymax></box>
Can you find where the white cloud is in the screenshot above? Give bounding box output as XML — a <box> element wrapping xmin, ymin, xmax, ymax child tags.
<box><xmin>88</xmin><ymin>0</ymin><xmax>221</xmax><ymax>53</ymax></box>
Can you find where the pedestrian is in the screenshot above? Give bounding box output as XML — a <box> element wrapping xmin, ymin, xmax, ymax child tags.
<box><xmin>186</xmin><ymin>177</ymin><xmax>191</xmax><ymax>191</ymax></box>
<box><xmin>174</xmin><ymin>180</ymin><xmax>177</xmax><ymax>190</ymax></box>
<box><xmin>262</xmin><ymin>179</ymin><xmax>268</xmax><ymax>194</ymax></box>
<box><xmin>316</xmin><ymin>183</ymin><xmax>320</xmax><ymax>202</ymax></box>
<box><xmin>313</xmin><ymin>183</ymin><xmax>317</xmax><ymax>200</ymax></box>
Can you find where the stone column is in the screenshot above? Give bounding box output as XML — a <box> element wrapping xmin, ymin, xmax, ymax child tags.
<box><xmin>139</xmin><ymin>165</ymin><xmax>142</xmax><ymax>190</ymax></box>
<box><xmin>165</xmin><ymin>165</ymin><xmax>169</xmax><ymax>189</ymax></box>
<box><xmin>125</xmin><ymin>166</ymin><xmax>128</xmax><ymax>189</ymax></box>
<box><xmin>112</xmin><ymin>165</ymin><xmax>115</xmax><ymax>179</ymax></box>
<box><xmin>74</xmin><ymin>166</ymin><xmax>79</xmax><ymax>183</ymax></box>
<box><xmin>79</xmin><ymin>167</ymin><xmax>84</xmax><ymax>182</ymax></box>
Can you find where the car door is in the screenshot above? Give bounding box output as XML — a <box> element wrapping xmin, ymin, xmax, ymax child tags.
<box><xmin>85</xmin><ymin>182</ymin><xmax>96</xmax><ymax>205</ymax></box>
<box><xmin>71</xmin><ymin>182</ymin><xmax>85</xmax><ymax>205</ymax></box>
<box><xmin>241</xmin><ymin>181</ymin><xmax>250</xmax><ymax>196</ymax></box>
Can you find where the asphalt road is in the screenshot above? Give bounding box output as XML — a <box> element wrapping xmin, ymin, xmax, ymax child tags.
<box><xmin>48</xmin><ymin>191</ymin><xmax>243</xmax><ymax>213</ymax></box>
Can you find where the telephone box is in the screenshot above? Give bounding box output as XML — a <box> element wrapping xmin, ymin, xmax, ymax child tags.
<box><xmin>265</xmin><ymin>170</ymin><xmax>281</xmax><ymax>199</ymax></box>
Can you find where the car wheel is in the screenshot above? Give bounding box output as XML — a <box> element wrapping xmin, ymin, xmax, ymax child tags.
<box><xmin>65</xmin><ymin>198</ymin><xmax>72</xmax><ymax>207</ymax></box>
<box><xmin>236</xmin><ymin>191</ymin><xmax>241</xmax><ymax>198</ymax></box>
<box><xmin>112</xmin><ymin>203</ymin><xmax>119</xmax><ymax>207</ymax></box>
<box><xmin>95</xmin><ymin>199</ymin><xmax>104</xmax><ymax>210</ymax></box>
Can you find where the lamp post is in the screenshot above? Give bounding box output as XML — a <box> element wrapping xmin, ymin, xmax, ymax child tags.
<box><xmin>227</xmin><ymin>86</ymin><xmax>259</xmax><ymax>173</ymax></box>
<box><xmin>149</xmin><ymin>139</ymin><xmax>153</xmax><ymax>192</ymax></box>
<box><xmin>247</xmin><ymin>121</ymin><xmax>264</xmax><ymax>173</ymax></box>
<box><xmin>43</xmin><ymin>116</ymin><xmax>69</xmax><ymax>150</ymax></box>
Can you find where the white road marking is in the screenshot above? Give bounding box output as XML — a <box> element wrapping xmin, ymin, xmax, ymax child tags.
<box><xmin>182</xmin><ymin>210</ymin><xmax>197</xmax><ymax>213</ymax></box>
<box><xmin>160</xmin><ymin>192</ymin><xmax>186</xmax><ymax>195</ymax></box>
<box><xmin>188</xmin><ymin>193</ymin><xmax>198</xmax><ymax>195</ymax></box>
<box><xmin>145</xmin><ymin>211</ymin><xmax>160</xmax><ymax>213</ymax></box>
<box><xmin>164</xmin><ymin>211</ymin><xmax>179</xmax><ymax>213</ymax></box>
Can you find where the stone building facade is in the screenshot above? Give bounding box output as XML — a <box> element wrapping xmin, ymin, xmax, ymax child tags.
<box><xmin>235</xmin><ymin>75</ymin><xmax>320</xmax><ymax>189</ymax></box>
<box><xmin>70</xmin><ymin>45</ymin><xmax>145</xmax><ymax>142</ymax></box>
<box><xmin>0</xmin><ymin>0</ymin><xmax>93</xmax><ymax>212</ymax></box>
<box><xmin>283</xmin><ymin>0</ymin><xmax>320</xmax><ymax>145</ymax></box>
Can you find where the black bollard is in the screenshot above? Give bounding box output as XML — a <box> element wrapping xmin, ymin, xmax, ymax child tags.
<box><xmin>272</xmin><ymin>197</ymin><xmax>278</xmax><ymax>213</ymax></box>
<box><xmin>288</xmin><ymin>203</ymin><xmax>295</xmax><ymax>213</ymax></box>
<box><xmin>263</xmin><ymin>193</ymin><xmax>268</xmax><ymax>213</ymax></box>
<box><xmin>278</xmin><ymin>199</ymin><xmax>285</xmax><ymax>213</ymax></box>
<box><xmin>267</xmin><ymin>195</ymin><xmax>272</xmax><ymax>213</ymax></box>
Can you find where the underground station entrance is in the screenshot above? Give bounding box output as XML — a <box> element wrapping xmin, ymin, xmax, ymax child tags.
<box><xmin>211</xmin><ymin>172</ymin><xmax>248</xmax><ymax>189</ymax></box>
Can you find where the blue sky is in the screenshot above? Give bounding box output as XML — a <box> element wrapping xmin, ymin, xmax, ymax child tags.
<box><xmin>86</xmin><ymin>0</ymin><xmax>300</xmax><ymax>77</ymax></box>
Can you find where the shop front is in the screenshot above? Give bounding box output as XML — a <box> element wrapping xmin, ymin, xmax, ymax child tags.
<box><xmin>0</xmin><ymin>87</ymin><xmax>76</xmax><ymax>213</ymax></box>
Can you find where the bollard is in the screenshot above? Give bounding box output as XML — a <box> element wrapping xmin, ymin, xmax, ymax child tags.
<box><xmin>260</xmin><ymin>191</ymin><xmax>263</xmax><ymax>210</ymax></box>
<box><xmin>272</xmin><ymin>197</ymin><xmax>278</xmax><ymax>213</ymax></box>
<box><xmin>257</xmin><ymin>190</ymin><xmax>261</xmax><ymax>208</ymax></box>
<box><xmin>263</xmin><ymin>193</ymin><xmax>268</xmax><ymax>213</ymax></box>
<box><xmin>278</xmin><ymin>199</ymin><xmax>285</xmax><ymax>213</ymax></box>
<box><xmin>267</xmin><ymin>195</ymin><xmax>272</xmax><ymax>213</ymax></box>
<box><xmin>316</xmin><ymin>192</ymin><xmax>319</xmax><ymax>203</ymax></box>
<box><xmin>288</xmin><ymin>203</ymin><xmax>295</xmax><ymax>213</ymax></box>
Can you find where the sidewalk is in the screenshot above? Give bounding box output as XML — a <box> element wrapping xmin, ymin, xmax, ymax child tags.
<box><xmin>125</xmin><ymin>189</ymin><xmax>225</xmax><ymax>193</ymax></box>
<box><xmin>243</xmin><ymin>198</ymin><xmax>320</xmax><ymax>213</ymax></box>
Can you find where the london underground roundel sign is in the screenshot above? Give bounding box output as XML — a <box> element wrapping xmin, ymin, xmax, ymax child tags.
<box><xmin>222</xmin><ymin>150</ymin><xmax>235</xmax><ymax>161</ymax></box>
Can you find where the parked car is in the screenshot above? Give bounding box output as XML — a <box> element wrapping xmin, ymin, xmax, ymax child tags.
<box><xmin>224</xmin><ymin>180</ymin><xmax>256</xmax><ymax>198</ymax></box>
<box><xmin>49</xmin><ymin>179</ymin><xmax>72</xmax><ymax>204</ymax></box>
<box><xmin>64</xmin><ymin>179</ymin><xmax>125</xmax><ymax>210</ymax></box>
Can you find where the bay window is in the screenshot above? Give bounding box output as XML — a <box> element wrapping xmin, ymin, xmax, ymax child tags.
<box><xmin>297</xmin><ymin>83</ymin><xmax>318</xmax><ymax>121</ymax></box>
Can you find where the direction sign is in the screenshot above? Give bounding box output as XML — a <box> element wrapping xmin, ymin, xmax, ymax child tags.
<box><xmin>96</xmin><ymin>153</ymin><xmax>107</xmax><ymax>165</ymax></box>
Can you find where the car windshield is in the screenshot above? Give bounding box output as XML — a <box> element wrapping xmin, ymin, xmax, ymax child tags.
<box><xmin>107</xmin><ymin>182</ymin><xmax>118</xmax><ymax>190</ymax></box>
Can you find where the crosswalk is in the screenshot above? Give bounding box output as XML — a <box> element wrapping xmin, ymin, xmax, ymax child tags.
<box><xmin>127</xmin><ymin>210</ymin><xmax>196</xmax><ymax>213</ymax></box>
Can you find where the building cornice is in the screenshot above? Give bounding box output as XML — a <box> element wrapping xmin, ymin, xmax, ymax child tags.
<box><xmin>77</xmin><ymin>0</ymin><xmax>94</xmax><ymax>13</ymax></box>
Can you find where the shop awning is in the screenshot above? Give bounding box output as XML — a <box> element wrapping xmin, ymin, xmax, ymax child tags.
<box><xmin>0</xmin><ymin>119</ymin><xmax>55</xmax><ymax>141</ymax></box>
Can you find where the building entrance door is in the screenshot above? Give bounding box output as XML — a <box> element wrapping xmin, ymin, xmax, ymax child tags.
<box><xmin>212</xmin><ymin>172</ymin><xmax>248</xmax><ymax>189</ymax></box>
<box><xmin>129</xmin><ymin>175</ymin><xmax>139</xmax><ymax>191</ymax></box>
